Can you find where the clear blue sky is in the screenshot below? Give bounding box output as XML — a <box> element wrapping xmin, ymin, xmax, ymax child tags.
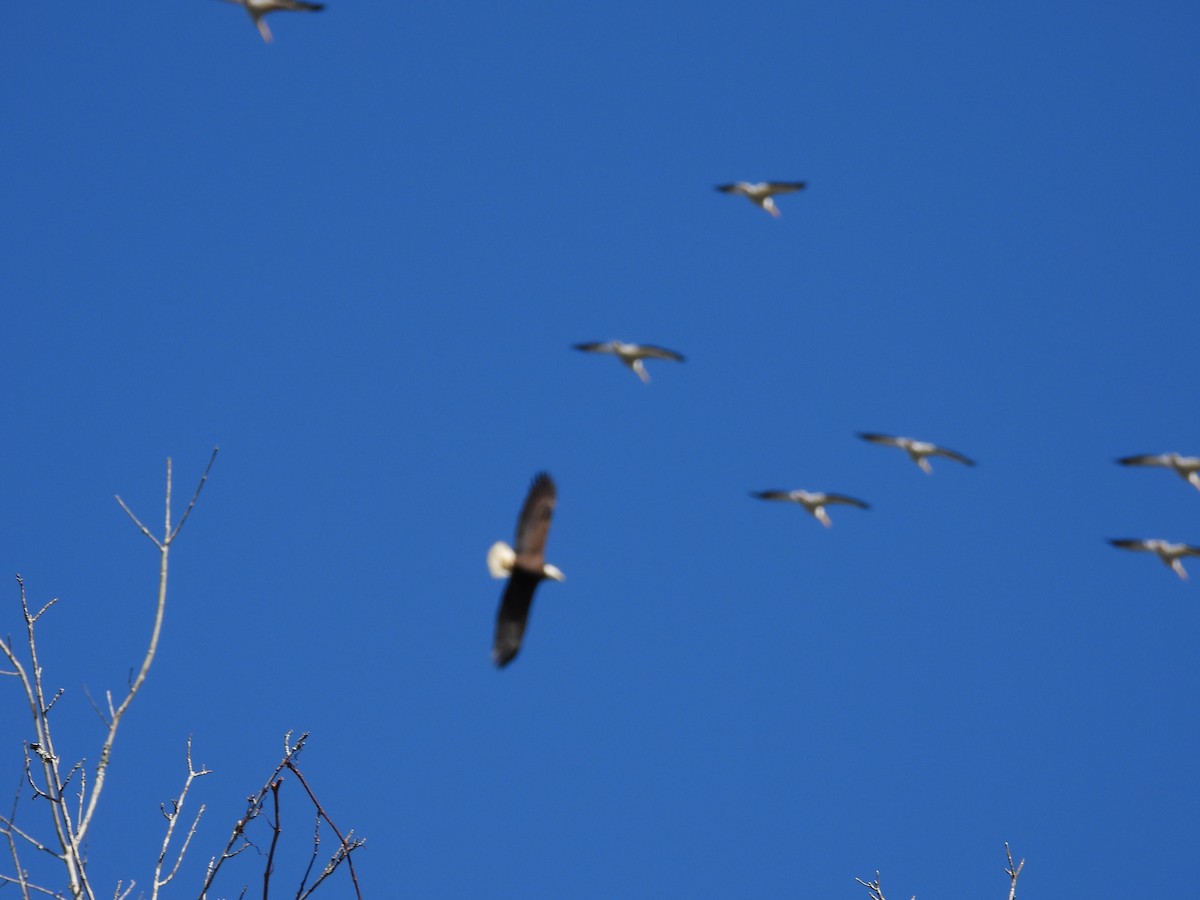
<box><xmin>3</xmin><ymin>2</ymin><xmax>1198</xmax><ymax>896</ymax></box>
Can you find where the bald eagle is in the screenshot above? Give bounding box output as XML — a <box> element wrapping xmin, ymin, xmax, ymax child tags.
<box><xmin>487</xmin><ymin>472</ymin><xmax>565</xmax><ymax>667</ymax></box>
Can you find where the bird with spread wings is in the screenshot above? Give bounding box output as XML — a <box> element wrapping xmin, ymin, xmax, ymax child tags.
<box><xmin>572</xmin><ymin>341</ymin><xmax>685</xmax><ymax>383</ymax></box>
<box><xmin>215</xmin><ymin>0</ymin><xmax>325</xmax><ymax>43</ymax></box>
<box><xmin>715</xmin><ymin>181</ymin><xmax>807</xmax><ymax>217</ymax></box>
<box><xmin>487</xmin><ymin>473</ymin><xmax>565</xmax><ymax>668</ymax></box>
<box><xmin>857</xmin><ymin>432</ymin><xmax>976</xmax><ymax>474</ymax></box>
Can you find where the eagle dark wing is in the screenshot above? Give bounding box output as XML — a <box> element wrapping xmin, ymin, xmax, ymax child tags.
<box><xmin>492</xmin><ymin>473</ymin><xmax>557</xmax><ymax>668</ymax></box>
<box><xmin>492</xmin><ymin>569</ymin><xmax>538</xmax><ymax>667</ymax></box>
<box><xmin>513</xmin><ymin>472</ymin><xmax>556</xmax><ymax>571</ymax></box>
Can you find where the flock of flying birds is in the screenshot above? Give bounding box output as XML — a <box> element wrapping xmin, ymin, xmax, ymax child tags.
<box><xmin>490</xmin><ymin>344</ymin><xmax>1200</xmax><ymax>667</ymax></box>
<box><xmin>210</xmin><ymin>4</ymin><xmax>1197</xmax><ymax>662</ymax></box>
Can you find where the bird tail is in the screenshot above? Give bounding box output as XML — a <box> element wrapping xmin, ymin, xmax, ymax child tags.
<box><xmin>487</xmin><ymin>541</ymin><xmax>516</xmax><ymax>578</ymax></box>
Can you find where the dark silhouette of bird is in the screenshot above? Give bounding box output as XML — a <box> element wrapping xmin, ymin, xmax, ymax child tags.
<box><xmin>487</xmin><ymin>473</ymin><xmax>565</xmax><ymax>667</ymax></box>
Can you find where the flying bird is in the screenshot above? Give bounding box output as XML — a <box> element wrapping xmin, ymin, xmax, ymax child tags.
<box><xmin>487</xmin><ymin>473</ymin><xmax>565</xmax><ymax>668</ymax></box>
<box><xmin>857</xmin><ymin>433</ymin><xmax>976</xmax><ymax>474</ymax></box>
<box><xmin>715</xmin><ymin>181</ymin><xmax>807</xmax><ymax>217</ymax></box>
<box><xmin>1108</xmin><ymin>538</ymin><xmax>1200</xmax><ymax>581</ymax></box>
<box><xmin>1116</xmin><ymin>452</ymin><xmax>1200</xmax><ymax>492</ymax></box>
<box><xmin>572</xmin><ymin>341</ymin><xmax>685</xmax><ymax>383</ymax></box>
<box><xmin>750</xmin><ymin>489</ymin><xmax>869</xmax><ymax>528</ymax></box>
<box><xmin>215</xmin><ymin>0</ymin><xmax>324</xmax><ymax>43</ymax></box>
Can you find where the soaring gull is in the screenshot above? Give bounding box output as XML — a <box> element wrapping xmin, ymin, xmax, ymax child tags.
<box><xmin>573</xmin><ymin>341</ymin><xmax>685</xmax><ymax>383</ymax></box>
<box><xmin>1116</xmin><ymin>453</ymin><xmax>1200</xmax><ymax>493</ymax></box>
<box><xmin>487</xmin><ymin>473</ymin><xmax>565</xmax><ymax>667</ymax></box>
<box><xmin>750</xmin><ymin>490</ymin><xmax>869</xmax><ymax>528</ymax></box>
<box><xmin>857</xmin><ymin>433</ymin><xmax>976</xmax><ymax>474</ymax></box>
<box><xmin>215</xmin><ymin>0</ymin><xmax>324</xmax><ymax>43</ymax></box>
<box><xmin>1108</xmin><ymin>538</ymin><xmax>1200</xmax><ymax>581</ymax></box>
<box><xmin>715</xmin><ymin>181</ymin><xmax>807</xmax><ymax>218</ymax></box>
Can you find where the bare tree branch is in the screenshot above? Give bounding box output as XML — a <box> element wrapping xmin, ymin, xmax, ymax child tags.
<box><xmin>168</xmin><ymin>448</ymin><xmax>219</xmax><ymax>545</ymax></box>
<box><xmin>3</xmin><ymin>577</ymin><xmax>88</xmax><ymax>898</ymax></box>
<box><xmin>199</xmin><ymin>732</ymin><xmax>364</xmax><ymax>900</ymax></box>
<box><xmin>79</xmin><ymin>450</ymin><xmax>219</xmax><ymax>845</ymax></box>
<box><xmin>855</xmin><ymin>872</ymin><xmax>887</xmax><ymax>900</ymax></box>
<box><xmin>263</xmin><ymin>779</ymin><xmax>283</xmax><ymax>898</ymax></box>
<box><xmin>152</xmin><ymin>737</ymin><xmax>212</xmax><ymax>900</ymax></box>
<box><xmin>1</xmin><ymin>779</ymin><xmax>32</xmax><ymax>900</ymax></box>
<box><xmin>1004</xmin><ymin>842</ymin><xmax>1024</xmax><ymax>900</ymax></box>
<box><xmin>283</xmin><ymin>761</ymin><xmax>364</xmax><ymax>900</ymax></box>
<box><xmin>199</xmin><ymin>732</ymin><xmax>309</xmax><ymax>899</ymax></box>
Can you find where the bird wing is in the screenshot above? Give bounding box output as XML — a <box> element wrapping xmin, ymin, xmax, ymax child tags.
<box><xmin>572</xmin><ymin>342</ymin><xmax>613</xmax><ymax>355</ymax></box>
<box><xmin>715</xmin><ymin>184</ymin><xmax>745</xmax><ymax>194</ymax></box>
<box><xmin>751</xmin><ymin>490</ymin><xmax>793</xmax><ymax>501</ymax></box>
<box><xmin>512</xmin><ymin>472</ymin><xmax>556</xmax><ymax>571</ymax></box>
<box><xmin>633</xmin><ymin>344</ymin><xmax>685</xmax><ymax>362</ymax></box>
<box><xmin>857</xmin><ymin>432</ymin><xmax>905</xmax><ymax>448</ymax></box>
<box><xmin>1109</xmin><ymin>539</ymin><xmax>1151</xmax><ymax>553</ymax></box>
<box><xmin>1116</xmin><ymin>454</ymin><xmax>1167</xmax><ymax>467</ymax></box>
<box><xmin>763</xmin><ymin>181</ymin><xmax>807</xmax><ymax>194</ymax></box>
<box><xmin>1182</xmin><ymin>545</ymin><xmax>1200</xmax><ymax>558</ymax></box>
<box><xmin>824</xmin><ymin>493</ymin><xmax>870</xmax><ymax>509</ymax></box>
<box><xmin>932</xmin><ymin>445</ymin><xmax>976</xmax><ymax>466</ymax></box>
<box><xmin>492</xmin><ymin>570</ymin><xmax>538</xmax><ymax>668</ymax></box>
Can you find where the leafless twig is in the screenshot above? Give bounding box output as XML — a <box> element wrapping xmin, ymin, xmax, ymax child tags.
<box><xmin>1004</xmin><ymin>842</ymin><xmax>1024</xmax><ymax>900</ymax></box>
<box><xmin>152</xmin><ymin>737</ymin><xmax>212</xmax><ymax>899</ymax></box>
<box><xmin>855</xmin><ymin>870</ymin><xmax>915</xmax><ymax>900</ymax></box>
<box><xmin>855</xmin><ymin>872</ymin><xmax>888</xmax><ymax>900</ymax></box>
<box><xmin>284</xmin><ymin>760</ymin><xmax>364</xmax><ymax>899</ymax></box>
<box><xmin>81</xmin><ymin>448</ymin><xmax>219</xmax><ymax>845</ymax></box>
<box><xmin>199</xmin><ymin>731</ymin><xmax>309</xmax><ymax>898</ymax></box>
<box><xmin>199</xmin><ymin>732</ymin><xmax>365</xmax><ymax>900</ymax></box>
<box><xmin>262</xmin><ymin>779</ymin><xmax>283</xmax><ymax>899</ymax></box>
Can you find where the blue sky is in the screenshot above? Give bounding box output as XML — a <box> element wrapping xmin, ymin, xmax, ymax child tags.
<box><xmin>2</xmin><ymin>1</ymin><xmax>1198</xmax><ymax>896</ymax></box>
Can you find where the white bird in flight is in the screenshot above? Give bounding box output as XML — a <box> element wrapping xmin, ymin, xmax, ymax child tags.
<box><xmin>1108</xmin><ymin>538</ymin><xmax>1200</xmax><ymax>581</ymax></box>
<box><xmin>750</xmin><ymin>490</ymin><xmax>870</xmax><ymax>528</ymax></box>
<box><xmin>572</xmin><ymin>341</ymin><xmax>685</xmax><ymax>383</ymax></box>
<box><xmin>715</xmin><ymin>181</ymin><xmax>807</xmax><ymax>217</ymax></box>
<box><xmin>216</xmin><ymin>0</ymin><xmax>325</xmax><ymax>43</ymax></box>
<box><xmin>857</xmin><ymin>433</ymin><xmax>976</xmax><ymax>474</ymax></box>
<box><xmin>1116</xmin><ymin>452</ymin><xmax>1200</xmax><ymax>492</ymax></box>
